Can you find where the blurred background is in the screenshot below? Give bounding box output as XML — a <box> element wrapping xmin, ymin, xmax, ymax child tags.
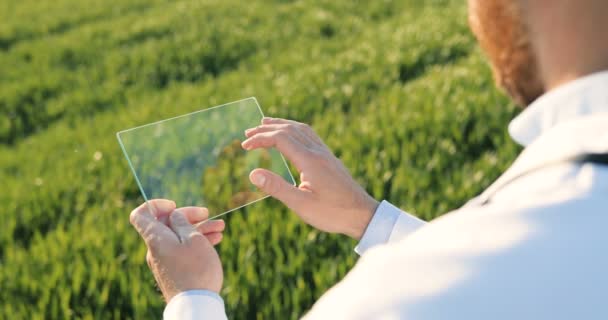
<box><xmin>0</xmin><ymin>0</ymin><xmax>522</xmax><ymax>319</ymax></box>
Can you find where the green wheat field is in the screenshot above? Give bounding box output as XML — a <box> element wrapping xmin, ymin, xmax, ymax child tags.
<box><xmin>0</xmin><ymin>0</ymin><xmax>522</xmax><ymax>318</ymax></box>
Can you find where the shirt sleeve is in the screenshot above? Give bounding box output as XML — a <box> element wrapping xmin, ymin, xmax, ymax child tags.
<box><xmin>354</xmin><ymin>200</ymin><xmax>426</xmax><ymax>255</ymax></box>
<box><xmin>163</xmin><ymin>290</ymin><xmax>228</xmax><ymax>320</ymax></box>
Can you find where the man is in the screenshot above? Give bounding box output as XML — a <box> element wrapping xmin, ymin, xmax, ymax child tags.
<box><xmin>129</xmin><ymin>0</ymin><xmax>608</xmax><ymax>318</ymax></box>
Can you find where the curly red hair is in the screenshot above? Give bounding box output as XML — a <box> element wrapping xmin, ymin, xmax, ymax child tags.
<box><xmin>468</xmin><ymin>0</ymin><xmax>545</xmax><ymax>106</ymax></box>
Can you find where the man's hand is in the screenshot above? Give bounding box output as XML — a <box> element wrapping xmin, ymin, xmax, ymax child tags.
<box><xmin>242</xmin><ymin>117</ymin><xmax>379</xmax><ymax>240</ymax></box>
<box><xmin>129</xmin><ymin>199</ymin><xmax>224</xmax><ymax>302</ymax></box>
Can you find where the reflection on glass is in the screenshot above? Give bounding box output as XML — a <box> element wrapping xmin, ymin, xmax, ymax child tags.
<box><xmin>117</xmin><ymin>97</ymin><xmax>295</xmax><ymax>219</ymax></box>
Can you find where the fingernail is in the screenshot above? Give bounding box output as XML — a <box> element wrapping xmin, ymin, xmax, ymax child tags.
<box><xmin>148</xmin><ymin>199</ymin><xmax>175</xmax><ymax>216</ymax></box>
<box><xmin>241</xmin><ymin>140</ymin><xmax>250</xmax><ymax>150</ymax></box>
<box><xmin>157</xmin><ymin>200</ymin><xmax>176</xmax><ymax>212</ymax></box>
<box><xmin>251</xmin><ymin>172</ymin><xmax>266</xmax><ymax>187</ymax></box>
<box><xmin>195</xmin><ymin>207</ymin><xmax>208</xmax><ymax>220</ymax></box>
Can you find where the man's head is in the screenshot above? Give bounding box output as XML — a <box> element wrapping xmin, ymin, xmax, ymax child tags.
<box><xmin>468</xmin><ymin>0</ymin><xmax>608</xmax><ymax>107</ymax></box>
<box><xmin>468</xmin><ymin>0</ymin><xmax>543</xmax><ymax>106</ymax></box>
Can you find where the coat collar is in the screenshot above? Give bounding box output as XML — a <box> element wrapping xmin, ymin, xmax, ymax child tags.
<box><xmin>467</xmin><ymin>71</ymin><xmax>608</xmax><ymax>207</ymax></box>
<box><xmin>509</xmin><ymin>70</ymin><xmax>608</xmax><ymax>146</ymax></box>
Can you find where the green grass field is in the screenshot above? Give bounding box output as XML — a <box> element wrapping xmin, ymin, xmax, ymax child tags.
<box><xmin>0</xmin><ymin>0</ymin><xmax>522</xmax><ymax>318</ymax></box>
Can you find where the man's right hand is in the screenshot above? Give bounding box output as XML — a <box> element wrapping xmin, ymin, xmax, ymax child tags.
<box><xmin>242</xmin><ymin>117</ymin><xmax>379</xmax><ymax>240</ymax></box>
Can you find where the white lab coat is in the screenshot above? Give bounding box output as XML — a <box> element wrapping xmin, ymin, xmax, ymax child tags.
<box><xmin>164</xmin><ymin>71</ymin><xmax>608</xmax><ymax>320</ymax></box>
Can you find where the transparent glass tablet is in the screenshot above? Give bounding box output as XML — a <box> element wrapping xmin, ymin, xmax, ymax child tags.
<box><xmin>117</xmin><ymin>97</ymin><xmax>295</xmax><ymax>220</ymax></box>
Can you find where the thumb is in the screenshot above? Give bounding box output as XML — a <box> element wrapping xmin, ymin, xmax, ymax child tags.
<box><xmin>249</xmin><ymin>168</ymin><xmax>311</xmax><ymax>212</ymax></box>
<box><xmin>169</xmin><ymin>210</ymin><xmax>203</xmax><ymax>244</ymax></box>
<box><xmin>130</xmin><ymin>202</ymin><xmax>178</xmax><ymax>248</ymax></box>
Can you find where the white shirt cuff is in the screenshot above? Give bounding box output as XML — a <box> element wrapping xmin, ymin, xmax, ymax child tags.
<box><xmin>354</xmin><ymin>200</ymin><xmax>426</xmax><ymax>255</ymax></box>
<box><xmin>163</xmin><ymin>290</ymin><xmax>227</xmax><ymax>320</ymax></box>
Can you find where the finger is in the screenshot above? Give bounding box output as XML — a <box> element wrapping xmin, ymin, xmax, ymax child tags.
<box><xmin>245</xmin><ymin>124</ymin><xmax>313</xmax><ymax>147</ymax></box>
<box><xmin>169</xmin><ymin>210</ymin><xmax>202</xmax><ymax>244</ymax></box>
<box><xmin>197</xmin><ymin>219</ymin><xmax>225</xmax><ymax>234</ymax></box>
<box><xmin>261</xmin><ymin>117</ymin><xmax>292</xmax><ymax>125</ymax></box>
<box><xmin>175</xmin><ymin>207</ymin><xmax>209</xmax><ymax>224</ymax></box>
<box><xmin>145</xmin><ymin>199</ymin><xmax>177</xmax><ymax>225</ymax></box>
<box><xmin>249</xmin><ymin>168</ymin><xmax>313</xmax><ymax>213</ymax></box>
<box><xmin>204</xmin><ymin>232</ymin><xmax>223</xmax><ymax>246</ymax></box>
<box><xmin>130</xmin><ymin>203</ymin><xmax>178</xmax><ymax>248</ymax></box>
<box><xmin>262</xmin><ymin>117</ymin><xmax>323</xmax><ymax>144</ymax></box>
<box><xmin>241</xmin><ymin>131</ymin><xmax>309</xmax><ymax>170</ymax></box>
<box><xmin>245</xmin><ymin>124</ymin><xmax>287</xmax><ymax>138</ymax></box>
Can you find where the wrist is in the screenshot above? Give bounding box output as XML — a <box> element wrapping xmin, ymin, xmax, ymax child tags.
<box><xmin>163</xmin><ymin>285</ymin><xmax>220</xmax><ymax>303</ymax></box>
<box><xmin>161</xmin><ymin>274</ymin><xmax>223</xmax><ymax>302</ymax></box>
<box><xmin>344</xmin><ymin>196</ymin><xmax>379</xmax><ymax>240</ymax></box>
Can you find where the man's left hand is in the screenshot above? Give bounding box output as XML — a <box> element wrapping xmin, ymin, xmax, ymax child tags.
<box><xmin>130</xmin><ymin>199</ymin><xmax>225</xmax><ymax>302</ymax></box>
